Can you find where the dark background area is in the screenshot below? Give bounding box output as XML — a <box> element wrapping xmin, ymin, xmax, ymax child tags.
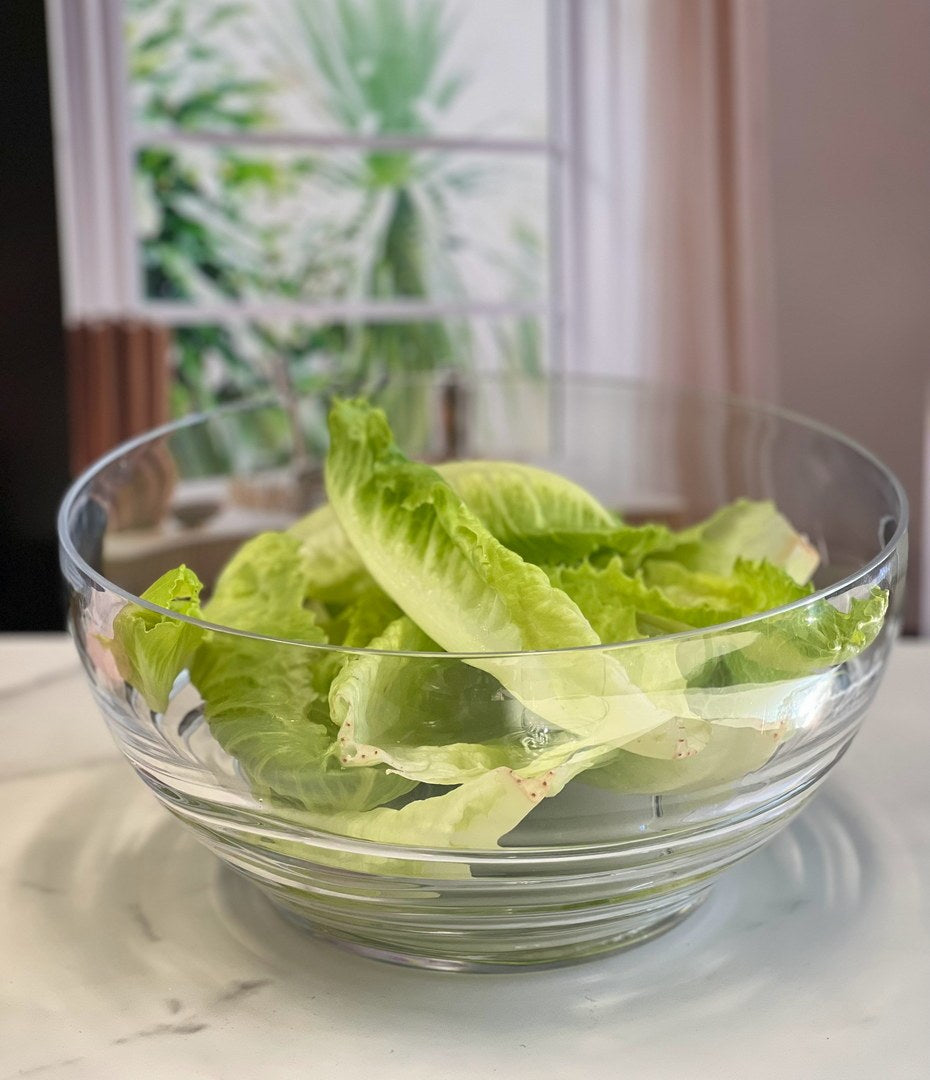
<box><xmin>0</xmin><ymin>2</ymin><xmax>70</xmax><ymax>631</ymax></box>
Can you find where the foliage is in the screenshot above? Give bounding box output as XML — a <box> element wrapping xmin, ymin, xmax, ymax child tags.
<box><xmin>128</xmin><ymin>0</ymin><xmax>545</xmax><ymax>419</ymax></box>
<box><xmin>130</xmin><ymin>0</ymin><xmax>276</xmax><ymax>412</ymax></box>
<box><xmin>271</xmin><ymin>0</ymin><xmax>477</xmax><ymax>384</ymax></box>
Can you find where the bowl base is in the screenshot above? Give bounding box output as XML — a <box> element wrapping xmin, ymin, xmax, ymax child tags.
<box><xmin>269</xmin><ymin>887</ymin><xmax>710</xmax><ymax>973</ymax></box>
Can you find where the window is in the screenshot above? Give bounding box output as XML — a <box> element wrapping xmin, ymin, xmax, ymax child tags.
<box><xmin>47</xmin><ymin>0</ymin><xmax>593</xmax><ymax>417</ymax></box>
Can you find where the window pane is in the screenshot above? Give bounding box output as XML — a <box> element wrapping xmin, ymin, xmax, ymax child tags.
<box><xmin>136</xmin><ymin>144</ymin><xmax>546</xmax><ymax>306</ymax></box>
<box><xmin>127</xmin><ymin>0</ymin><xmax>548</xmax><ymax>140</ymax></box>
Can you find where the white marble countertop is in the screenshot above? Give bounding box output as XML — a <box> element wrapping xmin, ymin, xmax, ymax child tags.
<box><xmin>2</xmin><ymin>634</ymin><xmax>929</xmax><ymax>1079</ymax></box>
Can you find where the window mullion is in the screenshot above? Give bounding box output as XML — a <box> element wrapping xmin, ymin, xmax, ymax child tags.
<box><xmin>101</xmin><ymin>0</ymin><xmax>141</xmax><ymax>316</ymax></box>
<box><xmin>563</xmin><ymin>0</ymin><xmax>589</xmax><ymax>374</ymax></box>
<box><xmin>129</xmin><ymin>128</ymin><xmax>559</xmax><ymax>158</ymax></box>
<box><xmin>80</xmin><ymin>1</ymin><xmax>121</xmax><ymax>316</ymax></box>
<box><xmin>546</xmin><ymin>0</ymin><xmax>569</xmax><ymax>378</ymax></box>
<box><xmin>44</xmin><ymin>0</ymin><xmax>81</xmax><ymax>321</ymax></box>
<box><xmin>136</xmin><ymin>298</ymin><xmax>553</xmax><ymax>327</ymax></box>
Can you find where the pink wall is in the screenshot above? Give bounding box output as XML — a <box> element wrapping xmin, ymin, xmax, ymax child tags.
<box><xmin>766</xmin><ymin>0</ymin><xmax>930</xmax><ymax>630</ymax></box>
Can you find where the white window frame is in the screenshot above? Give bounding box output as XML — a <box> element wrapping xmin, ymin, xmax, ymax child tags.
<box><xmin>46</xmin><ymin>0</ymin><xmax>635</xmax><ymax>378</ymax></box>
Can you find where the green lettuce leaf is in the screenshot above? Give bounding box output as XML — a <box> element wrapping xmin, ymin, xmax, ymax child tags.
<box><xmin>200</xmin><ymin>532</ymin><xmax>328</xmax><ymax>641</ymax></box>
<box><xmin>322</xmin><ymin>402</ymin><xmax>880</xmax><ymax>804</ymax></box>
<box><xmin>639</xmin><ymin>557</ymin><xmax>811</xmax><ymax>628</ymax></box>
<box><xmin>264</xmin><ymin>765</ymin><xmax>562</xmax><ymax>878</ymax></box>
<box><xmin>693</xmin><ymin>587</ymin><xmax>890</xmax><ymax>685</ymax></box>
<box><xmin>543</xmin><ymin>559</ymin><xmax>642</xmax><ymax>644</ymax></box>
<box><xmin>331</xmin><ymin>614</ymin><xmax>566</xmax><ymax>783</ymax></box>
<box><xmin>438</xmin><ymin>459</ymin><xmax>626</xmax><ymax>563</ymax></box>
<box><xmin>290</xmin><ymin>457</ymin><xmax>673</xmax><ymax>601</ymax></box>
<box><xmin>643</xmin><ymin>557</ymin><xmax>810</xmax><ymax>613</ymax></box>
<box><xmin>548</xmin><ymin>555</ymin><xmax>811</xmax><ymax>641</ymax></box>
<box><xmin>654</xmin><ymin>498</ymin><xmax>819</xmax><ymax>585</ymax></box>
<box><xmin>584</xmin><ymin>722</ymin><xmax>787</xmax><ymax>795</ymax></box>
<box><xmin>287</xmin><ymin>501</ymin><xmax>373</xmax><ymax>605</ymax></box>
<box><xmin>191</xmin><ymin>532</ymin><xmax>415</xmax><ymax>812</ymax></box>
<box><xmin>584</xmin><ymin>668</ymin><xmax>837</xmax><ymax>793</ymax></box>
<box><xmin>304</xmin><ymin>766</ymin><xmax>556</xmax><ymax>846</ymax></box>
<box><xmin>324</xmin><ymin>398</ymin><xmax>684</xmax><ymax>752</ymax></box>
<box><xmin>113</xmin><ymin>399</ymin><xmax>890</xmax><ymax>845</ymax></box>
<box><xmin>310</xmin><ymin>583</ymin><xmax>402</xmax><ymax>696</ymax></box>
<box><xmin>324</xmin><ymin>400</ymin><xmax>605</xmax><ymax>660</ymax></box>
<box><xmin>110</xmin><ymin>565</ymin><xmax>207</xmax><ymax>712</ymax></box>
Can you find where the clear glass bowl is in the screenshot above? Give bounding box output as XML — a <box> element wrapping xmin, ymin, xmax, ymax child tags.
<box><xmin>58</xmin><ymin>375</ymin><xmax>907</xmax><ymax>971</ymax></box>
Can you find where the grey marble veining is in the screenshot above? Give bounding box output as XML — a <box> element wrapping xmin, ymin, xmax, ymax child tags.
<box><xmin>2</xmin><ymin>637</ymin><xmax>930</xmax><ymax>1079</ymax></box>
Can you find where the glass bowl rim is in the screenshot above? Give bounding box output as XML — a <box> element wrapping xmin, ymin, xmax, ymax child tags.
<box><xmin>57</xmin><ymin>374</ymin><xmax>908</xmax><ymax>660</ymax></box>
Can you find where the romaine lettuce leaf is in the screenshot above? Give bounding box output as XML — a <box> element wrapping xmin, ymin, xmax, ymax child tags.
<box><xmin>308</xmin><ymin>765</ymin><xmax>556</xmax><ymax>845</ymax></box>
<box><xmin>290</xmin><ymin>458</ymin><xmax>672</xmax><ymax>601</ymax></box>
<box><xmin>583</xmin><ymin>722</ymin><xmax>787</xmax><ymax>795</ymax></box>
<box><xmin>548</xmin><ymin>554</ymin><xmax>811</xmax><ymax>641</ymax></box>
<box><xmin>322</xmin><ymin>402</ymin><xmax>885</xmax><ymax>805</ymax></box>
<box><xmin>191</xmin><ymin>532</ymin><xmax>415</xmax><ymax>811</ymax></box>
<box><xmin>438</xmin><ymin>459</ymin><xmax>627</xmax><ymax>563</ymax></box>
<box><xmin>110</xmin><ymin>565</ymin><xmax>207</xmax><ymax>712</ymax></box>
<box><xmin>112</xmin><ymin>399</ymin><xmax>890</xmax><ymax>847</ymax></box>
<box><xmin>331</xmin><ymin>614</ymin><xmax>568</xmax><ymax>783</ymax></box>
<box><xmin>200</xmin><ymin>532</ymin><xmax>327</xmax><ymax>642</ymax></box>
<box><xmin>333</xmin><ymin>586</ymin><xmax>402</xmax><ymax>649</ymax></box>
<box><xmin>642</xmin><ymin>557</ymin><xmax>811</xmax><ymax>622</ymax></box>
<box><xmin>582</xmin><ymin>663</ymin><xmax>838</xmax><ymax>793</ymax></box>
<box><xmin>654</xmin><ymin>498</ymin><xmax>819</xmax><ymax>585</ymax></box>
<box><xmin>324</xmin><ymin>398</ymin><xmax>684</xmax><ymax>752</ymax></box>
<box><xmin>309</xmin><ymin>583</ymin><xmax>402</xmax><ymax>696</ymax></box>
<box><xmin>324</xmin><ymin>400</ymin><xmax>604</xmax><ymax>659</ymax></box>
<box><xmin>693</xmin><ymin>587</ymin><xmax>890</xmax><ymax>685</ymax></box>
<box><xmin>287</xmin><ymin>500</ymin><xmax>374</xmax><ymax>605</ymax></box>
<box><xmin>543</xmin><ymin>559</ymin><xmax>643</xmax><ymax>644</ymax></box>
<box><xmin>265</xmin><ymin>765</ymin><xmax>561</xmax><ymax>878</ymax></box>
